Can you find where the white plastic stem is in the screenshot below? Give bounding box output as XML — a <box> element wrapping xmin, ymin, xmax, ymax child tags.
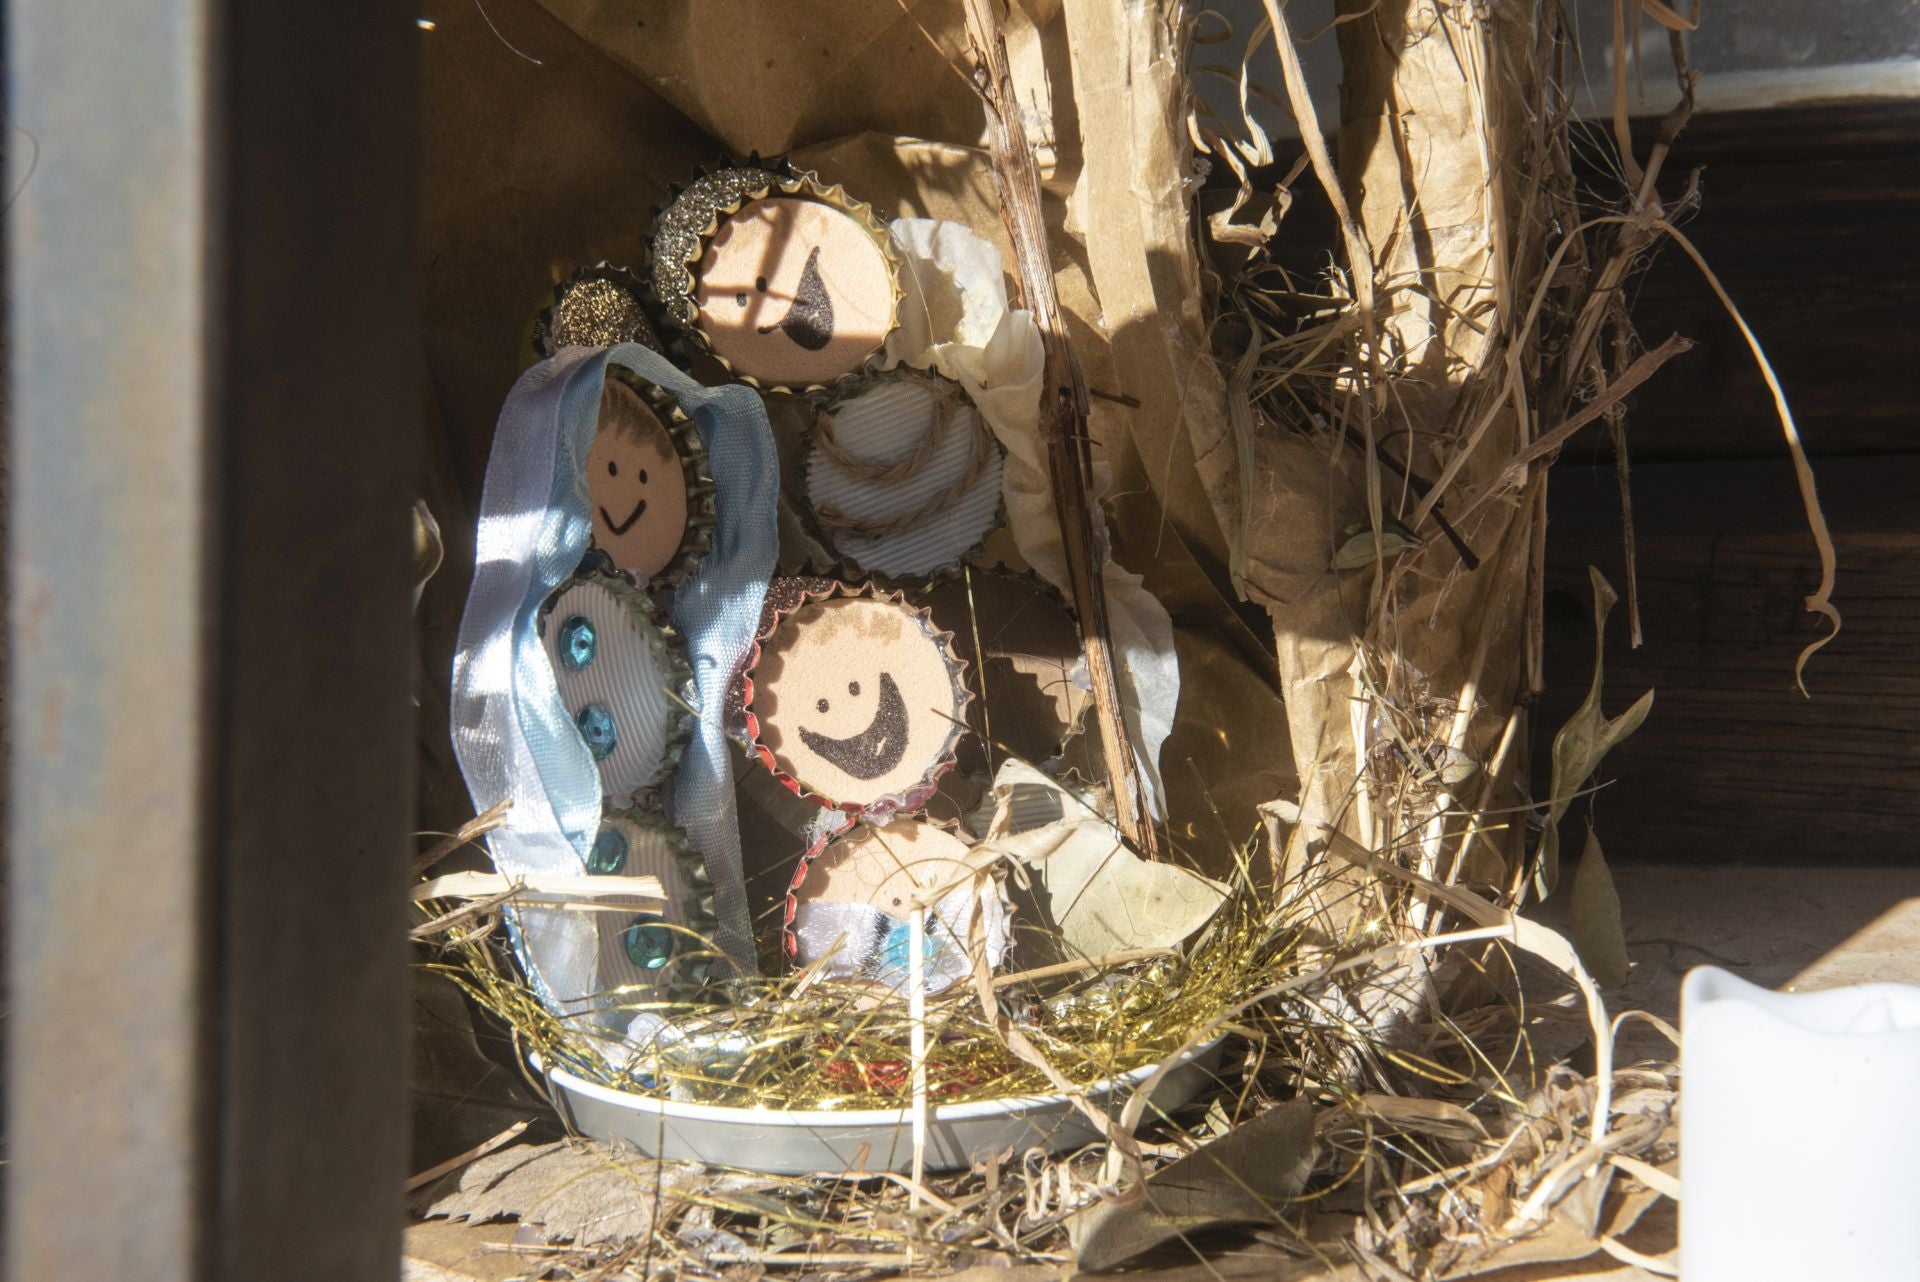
<box><xmin>908</xmin><ymin>902</ymin><xmax>929</xmax><ymax>1209</ymax></box>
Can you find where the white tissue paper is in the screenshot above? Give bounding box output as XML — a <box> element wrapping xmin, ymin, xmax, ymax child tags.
<box><xmin>884</xmin><ymin>217</ymin><xmax>1178</xmax><ymax>817</ymax></box>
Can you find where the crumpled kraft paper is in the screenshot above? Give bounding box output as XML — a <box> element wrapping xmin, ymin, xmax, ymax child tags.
<box><xmin>1058</xmin><ymin>0</ymin><xmax>1239</xmax><ymax>588</ymax></box>
<box><xmin>882</xmin><ymin>217</ymin><xmax>1181</xmax><ymax>821</ymax></box>
<box><xmin>531</xmin><ymin>0</ymin><xmax>989</xmax><ymax>157</ymax></box>
<box><xmin>1235</xmin><ymin>4</ymin><xmax>1542</xmax><ymax>906</ymax></box>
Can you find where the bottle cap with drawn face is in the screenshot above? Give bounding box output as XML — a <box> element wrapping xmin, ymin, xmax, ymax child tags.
<box><xmin>650</xmin><ymin>165</ymin><xmax>900</xmax><ymax>393</ymax></box>
<box><xmin>744</xmin><ymin>583</ymin><xmax>970</xmax><ymax>814</ymax></box>
<box><xmin>585</xmin><ymin>376</ymin><xmax>712</xmax><ymax>587</ymax></box>
<box><xmin>783</xmin><ymin>817</ymin><xmax>1004</xmax><ymax>996</ymax></box>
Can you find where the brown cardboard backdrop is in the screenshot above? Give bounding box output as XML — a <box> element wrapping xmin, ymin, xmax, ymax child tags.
<box><xmin>417</xmin><ymin>0</ymin><xmax>1289</xmax><ymax>870</ymax></box>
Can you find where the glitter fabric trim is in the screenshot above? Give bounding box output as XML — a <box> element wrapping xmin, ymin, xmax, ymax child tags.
<box><xmin>534</xmin><ymin>264</ymin><xmax>664</xmax><ymax>356</ymax></box>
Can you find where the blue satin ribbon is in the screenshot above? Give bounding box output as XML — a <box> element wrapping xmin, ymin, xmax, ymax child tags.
<box><xmin>451</xmin><ymin>343</ymin><xmax>775</xmax><ymax>1003</ymax></box>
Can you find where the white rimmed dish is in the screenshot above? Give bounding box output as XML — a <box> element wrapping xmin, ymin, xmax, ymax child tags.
<box><xmin>537</xmin><ymin>1040</ymin><xmax>1226</xmax><ymax>1176</ymax></box>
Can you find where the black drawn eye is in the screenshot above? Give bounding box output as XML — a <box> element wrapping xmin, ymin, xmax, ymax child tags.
<box><xmin>816</xmin><ymin>698</ymin><xmax>830</xmax><ymax>714</ymax></box>
<box><xmin>735</xmin><ymin>292</ymin><xmax>748</xmax><ymax>307</ymax></box>
<box><xmin>607</xmin><ymin>460</ymin><xmax>618</xmax><ymax>476</ymax></box>
<box><xmin>848</xmin><ymin>681</ymin><xmax>861</xmax><ymax>697</ymax></box>
<box><xmin>755</xmin><ymin>275</ymin><xmax>769</xmax><ymax>293</ymax></box>
<box><xmin>638</xmin><ymin>468</ymin><xmax>648</xmax><ymax>485</ymax></box>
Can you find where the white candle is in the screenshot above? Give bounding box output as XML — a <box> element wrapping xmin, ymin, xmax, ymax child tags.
<box><xmin>1682</xmin><ymin>965</ymin><xmax>1920</xmax><ymax>1281</ymax></box>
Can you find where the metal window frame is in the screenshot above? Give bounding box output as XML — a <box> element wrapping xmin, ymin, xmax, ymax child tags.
<box><xmin>7</xmin><ymin>4</ymin><xmax>420</xmax><ymax>1279</ymax></box>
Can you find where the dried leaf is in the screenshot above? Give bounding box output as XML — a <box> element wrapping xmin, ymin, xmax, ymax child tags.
<box><xmin>986</xmin><ymin>762</ymin><xmax>1228</xmax><ymax>957</ymax></box>
<box><xmin>1437</xmin><ymin>1179</ymin><xmax>1665</xmax><ymax>1279</ymax></box>
<box><xmin>412</xmin><ymin>498</ymin><xmax>444</xmax><ymax>608</ymax></box>
<box><xmin>1535</xmin><ymin>568</ymin><xmax>1653</xmax><ymax>898</ymax></box>
<box><xmin>1434</xmin><ymin>745</ymin><xmax>1479</xmax><ymax>787</ymax></box>
<box><xmin>678</xmin><ymin>1224</ymin><xmax>753</xmax><ymax>1263</ymax></box>
<box><xmin>1569</xmin><ymin>826</ymin><xmax>1631</xmax><ymax>988</ymax></box>
<box><xmin>412</xmin><ymin>1139</ymin><xmax>698</xmax><ymax>1246</ymax></box>
<box><xmin>1550</xmin><ymin>1163</ymin><xmax>1614</xmax><ymax>1240</ymax></box>
<box><xmin>1331</xmin><ymin>518</ymin><xmax>1419</xmax><ymax>570</ymax></box>
<box><xmin>1068</xmin><ymin>1099</ymin><xmax>1315</xmax><ymax>1270</ymax></box>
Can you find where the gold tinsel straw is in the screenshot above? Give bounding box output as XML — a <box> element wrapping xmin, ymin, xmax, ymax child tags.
<box><xmin>421</xmin><ymin>837</ymin><xmax>1384</xmax><ymax>1115</ymax></box>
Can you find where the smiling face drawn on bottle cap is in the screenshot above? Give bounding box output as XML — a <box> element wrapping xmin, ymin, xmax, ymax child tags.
<box><xmin>786</xmin><ymin>818</ymin><xmax>987</xmax><ymax>994</ymax></box>
<box><xmin>794</xmin><ymin>819</ymin><xmax>971</xmax><ymax>931</ymax></box>
<box><xmin>751</xmin><ymin>597</ymin><xmax>966</xmax><ymax>810</ymax></box>
<box><xmin>586</xmin><ymin>381</ymin><xmax>689</xmax><ymax>582</ymax></box>
<box><xmin>693</xmin><ymin>197</ymin><xmax>894</xmax><ymax>389</ymax></box>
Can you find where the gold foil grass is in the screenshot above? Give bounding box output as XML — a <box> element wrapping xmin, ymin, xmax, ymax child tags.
<box><xmin>423</xmin><ymin>839</ymin><xmax>1351</xmax><ymax>1113</ymax></box>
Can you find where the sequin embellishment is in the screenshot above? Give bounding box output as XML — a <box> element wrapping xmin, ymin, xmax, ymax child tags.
<box><xmin>586</xmin><ymin>826</ymin><xmax>628</xmax><ymax>875</ymax></box>
<box><xmin>558</xmin><ymin>615</ymin><xmax>597</xmax><ymax>671</ymax></box>
<box><xmin>624</xmin><ymin>913</ymin><xmax>675</xmax><ymax>969</ymax></box>
<box><xmin>577</xmin><ymin>704</ymin><xmax>618</xmax><ymax>760</ymax></box>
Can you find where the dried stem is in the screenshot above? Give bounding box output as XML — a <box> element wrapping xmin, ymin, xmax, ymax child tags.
<box><xmin>414</xmin><ymin>797</ymin><xmax>511</xmax><ymax>876</ymax></box>
<box><xmin>1443</xmin><ymin>332</ymin><xmax>1694</xmax><ymax>535</ymax></box>
<box><xmin>960</xmin><ymin>0</ymin><xmax>1159</xmax><ymax>856</ymax></box>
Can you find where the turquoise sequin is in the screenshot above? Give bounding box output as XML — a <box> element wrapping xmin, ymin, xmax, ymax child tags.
<box><xmin>558</xmin><ymin>615</ymin><xmax>597</xmax><ymax>671</ymax></box>
<box><xmin>587</xmin><ymin>827</ymin><xmax>628</xmax><ymax>875</ymax></box>
<box><xmin>576</xmin><ymin>704</ymin><xmax>617</xmax><ymax>760</ymax></box>
<box><xmin>878</xmin><ymin>918</ymin><xmax>940</xmax><ymax>979</ymax></box>
<box><xmin>624</xmin><ymin>913</ymin><xmax>675</xmax><ymax>969</ymax></box>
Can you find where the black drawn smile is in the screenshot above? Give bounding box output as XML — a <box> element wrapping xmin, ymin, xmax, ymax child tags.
<box><xmin>757</xmin><ymin>246</ymin><xmax>835</xmax><ymax>351</ymax></box>
<box><xmin>600</xmin><ymin>500</ymin><xmax>647</xmax><ymax>536</ymax></box>
<box><xmin>799</xmin><ymin>671</ymin><xmax>907</xmax><ymax>781</ymax></box>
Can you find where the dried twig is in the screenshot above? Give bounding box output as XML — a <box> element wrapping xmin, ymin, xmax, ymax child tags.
<box><xmin>1442</xmin><ymin>333</ymin><xmax>1694</xmax><ymax>536</ymax></box>
<box><xmin>960</xmin><ymin>0</ymin><xmax>1159</xmax><ymax>857</ymax></box>
<box><xmin>410</xmin><ymin>871</ymin><xmax>666</xmax><ymax>940</ymax></box>
<box><xmin>404</xmin><ymin>1120</ymin><xmax>530</xmax><ymax>1192</ymax></box>
<box><xmin>413</xmin><ymin>870</ymin><xmax>666</xmax><ymax>906</ymax></box>
<box><xmin>414</xmin><ymin>798</ymin><xmax>511</xmax><ymax>876</ymax></box>
<box><xmin>412</xmin><ymin>886</ymin><xmax>520</xmax><ymax>940</ymax></box>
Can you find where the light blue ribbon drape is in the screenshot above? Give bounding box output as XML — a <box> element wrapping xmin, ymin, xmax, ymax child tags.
<box><xmin>450</xmin><ymin>343</ymin><xmax>776</xmax><ymax>1006</ymax></box>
